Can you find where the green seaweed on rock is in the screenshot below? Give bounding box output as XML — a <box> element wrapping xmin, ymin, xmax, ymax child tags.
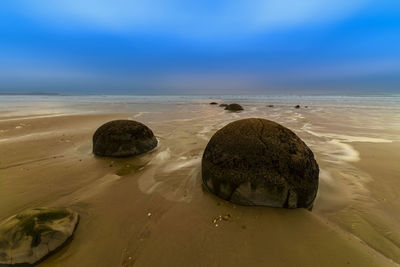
<box><xmin>11</xmin><ymin>209</ymin><xmax>71</xmax><ymax>247</ymax></box>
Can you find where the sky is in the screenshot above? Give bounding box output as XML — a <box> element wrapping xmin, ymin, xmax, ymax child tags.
<box><xmin>0</xmin><ymin>0</ymin><xmax>399</xmax><ymax>94</ymax></box>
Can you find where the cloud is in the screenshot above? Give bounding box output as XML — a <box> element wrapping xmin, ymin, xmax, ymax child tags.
<box><xmin>248</xmin><ymin>0</ymin><xmax>368</xmax><ymax>29</ymax></box>
<box><xmin>19</xmin><ymin>0</ymin><xmax>369</xmax><ymax>38</ymax></box>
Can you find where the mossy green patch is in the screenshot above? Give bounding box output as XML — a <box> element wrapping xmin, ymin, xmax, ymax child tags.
<box><xmin>36</xmin><ymin>210</ymin><xmax>70</xmax><ymax>223</ymax></box>
<box><xmin>0</xmin><ymin>239</ymin><xmax>9</xmax><ymax>250</ymax></box>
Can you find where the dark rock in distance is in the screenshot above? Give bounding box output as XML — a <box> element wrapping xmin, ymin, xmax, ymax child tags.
<box><xmin>202</xmin><ymin>118</ymin><xmax>319</xmax><ymax>209</ymax></box>
<box><xmin>0</xmin><ymin>207</ymin><xmax>79</xmax><ymax>265</ymax></box>
<box><xmin>295</xmin><ymin>105</ymin><xmax>300</xmax><ymax>109</ymax></box>
<box><xmin>93</xmin><ymin>120</ymin><xmax>157</xmax><ymax>157</ymax></box>
<box><xmin>209</xmin><ymin>102</ymin><xmax>218</xmax><ymax>105</ymax></box>
<box><xmin>224</xmin><ymin>103</ymin><xmax>244</xmax><ymax>111</ymax></box>
<box><xmin>267</xmin><ymin>105</ymin><xmax>274</xmax><ymax>108</ymax></box>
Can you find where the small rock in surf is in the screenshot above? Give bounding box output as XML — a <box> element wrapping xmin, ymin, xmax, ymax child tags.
<box><xmin>224</xmin><ymin>103</ymin><xmax>244</xmax><ymax>111</ymax></box>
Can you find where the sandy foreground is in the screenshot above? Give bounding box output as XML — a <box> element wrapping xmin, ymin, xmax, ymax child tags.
<box><xmin>0</xmin><ymin>98</ymin><xmax>399</xmax><ymax>266</ymax></box>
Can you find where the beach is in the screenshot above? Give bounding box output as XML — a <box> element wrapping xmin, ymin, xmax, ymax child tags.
<box><xmin>0</xmin><ymin>95</ymin><xmax>399</xmax><ymax>266</ymax></box>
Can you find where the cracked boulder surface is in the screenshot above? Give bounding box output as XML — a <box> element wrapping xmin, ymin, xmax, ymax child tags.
<box><xmin>202</xmin><ymin>118</ymin><xmax>319</xmax><ymax>209</ymax></box>
<box><xmin>93</xmin><ymin>120</ymin><xmax>158</xmax><ymax>157</ymax></box>
<box><xmin>0</xmin><ymin>207</ymin><xmax>79</xmax><ymax>265</ymax></box>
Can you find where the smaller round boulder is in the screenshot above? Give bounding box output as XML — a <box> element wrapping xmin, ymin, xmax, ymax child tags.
<box><xmin>0</xmin><ymin>207</ymin><xmax>79</xmax><ymax>265</ymax></box>
<box><xmin>295</xmin><ymin>105</ymin><xmax>300</xmax><ymax>109</ymax></box>
<box><xmin>224</xmin><ymin>103</ymin><xmax>243</xmax><ymax>111</ymax></box>
<box><xmin>93</xmin><ymin>120</ymin><xmax>158</xmax><ymax>157</ymax></box>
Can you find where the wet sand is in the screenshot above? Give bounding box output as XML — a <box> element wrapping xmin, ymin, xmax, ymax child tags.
<box><xmin>0</xmin><ymin>96</ymin><xmax>399</xmax><ymax>266</ymax></box>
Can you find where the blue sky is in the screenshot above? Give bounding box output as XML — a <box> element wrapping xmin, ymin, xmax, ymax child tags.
<box><xmin>0</xmin><ymin>0</ymin><xmax>399</xmax><ymax>94</ymax></box>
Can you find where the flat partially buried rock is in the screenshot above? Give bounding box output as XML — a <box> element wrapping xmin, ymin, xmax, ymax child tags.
<box><xmin>93</xmin><ymin>120</ymin><xmax>158</xmax><ymax>157</ymax></box>
<box><xmin>0</xmin><ymin>207</ymin><xmax>79</xmax><ymax>265</ymax></box>
<box><xmin>202</xmin><ymin>118</ymin><xmax>319</xmax><ymax>209</ymax></box>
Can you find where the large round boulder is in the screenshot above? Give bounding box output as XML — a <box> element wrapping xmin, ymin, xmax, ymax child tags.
<box><xmin>224</xmin><ymin>103</ymin><xmax>243</xmax><ymax>111</ymax></box>
<box><xmin>0</xmin><ymin>207</ymin><xmax>79</xmax><ymax>265</ymax></box>
<box><xmin>93</xmin><ymin>120</ymin><xmax>158</xmax><ymax>157</ymax></box>
<box><xmin>202</xmin><ymin>118</ymin><xmax>319</xmax><ymax>209</ymax></box>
